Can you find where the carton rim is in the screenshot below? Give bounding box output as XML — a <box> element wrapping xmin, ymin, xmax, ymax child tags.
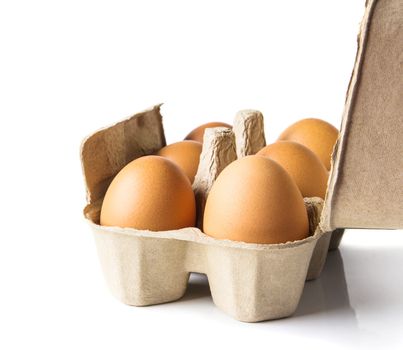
<box><xmin>85</xmin><ymin>214</ymin><xmax>324</xmax><ymax>251</ymax></box>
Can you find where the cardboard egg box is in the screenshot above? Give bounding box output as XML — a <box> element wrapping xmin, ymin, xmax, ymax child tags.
<box><xmin>81</xmin><ymin>106</ymin><xmax>330</xmax><ymax>322</ymax></box>
<box><xmin>81</xmin><ymin>0</ymin><xmax>402</xmax><ymax>322</ymax></box>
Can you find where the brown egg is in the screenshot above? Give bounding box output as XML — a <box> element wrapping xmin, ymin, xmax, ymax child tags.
<box><xmin>203</xmin><ymin>156</ymin><xmax>309</xmax><ymax>244</ymax></box>
<box><xmin>185</xmin><ymin>122</ymin><xmax>232</xmax><ymax>143</ymax></box>
<box><xmin>256</xmin><ymin>141</ymin><xmax>328</xmax><ymax>199</ymax></box>
<box><xmin>156</xmin><ymin>141</ymin><xmax>202</xmax><ymax>183</ymax></box>
<box><xmin>278</xmin><ymin>118</ymin><xmax>339</xmax><ymax>170</ymax></box>
<box><xmin>100</xmin><ymin>155</ymin><xmax>196</xmax><ymax>231</ymax></box>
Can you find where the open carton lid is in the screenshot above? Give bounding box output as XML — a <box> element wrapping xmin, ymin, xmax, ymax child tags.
<box><xmin>320</xmin><ymin>0</ymin><xmax>403</xmax><ymax>232</ymax></box>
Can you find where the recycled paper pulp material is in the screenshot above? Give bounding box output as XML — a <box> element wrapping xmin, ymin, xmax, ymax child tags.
<box><xmin>321</xmin><ymin>0</ymin><xmax>403</xmax><ymax>231</ymax></box>
<box><xmin>80</xmin><ymin>0</ymin><xmax>401</xmax><ymax>322</ymax></box>
<box><xmin>192</xmin><ymin>127</ymin><xmax>237</xmax><ymax>230</ymax></box>
<box><xmin>86</xmin><ymin>216</ymin><xmax>322</xmax><ymax>322</ymax></box>
<box><xmin>82</xmin><ymin>106</ymin><xmax>328</xmax><ymax>322</ymax></box>
<box><xmin>81</xmin><ymin>104</ymin><xmax>166</xmax><ymax>207</ymax></box>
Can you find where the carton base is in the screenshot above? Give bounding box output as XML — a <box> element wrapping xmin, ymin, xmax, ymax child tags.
<box><xmin>89</xmin><ymin>219</ymin><xmax>322</xmax><ymax>322</ymax></box>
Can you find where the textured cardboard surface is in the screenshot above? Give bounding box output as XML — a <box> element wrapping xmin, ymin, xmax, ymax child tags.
<box><xmin>80</xmin><ymin>0</ymin><xmax>400</xmax><ymax>322</ymax></box>
<box><xmin>321</xmin><ymin>0</ymin><xmax>403</xmax><ymax>231</ymax></box>
<box><xmin>304</xmin><ymin>197</ymin><xmax>332</xmax><ymax>281</ymax></box>
<box><xmin>233</xmin><ymin>109</ymin><xmax>266</xmax><ymax>158</ymax></box>
<box><xmin>192</xmin><ymin>127</ymin><xmax>236</xmax><ymax>230</ymax></box>
<box><xmin>81</xmin><ymin>105</ymin><xmax>166</xmax><ymax>206</ymax></box>
<box><xmin>81</xmin><ymin>107</ymin><xmax>327</xmax><ymax>322</ymax></box>
<box><xmin>85</xmin><ymin>205</ymin><xmax>323</xmax><ymax>322</ymax></box>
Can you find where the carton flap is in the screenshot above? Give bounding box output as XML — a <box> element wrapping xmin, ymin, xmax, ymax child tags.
<box><xmin>80</xmin><ymin>104</ymin><xmax>166</xmax><ymax>205</ymax></box>
<box><xmin>321</xmin><ymin>0</ymin><xmax>403</xmax><ymax>231</ymax></box>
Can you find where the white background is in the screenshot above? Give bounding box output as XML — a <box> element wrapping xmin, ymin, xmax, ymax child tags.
<box><xmin>0</xmin><ymin>0</ymin><xmax>402</xmax><ymax>349</ymax></box>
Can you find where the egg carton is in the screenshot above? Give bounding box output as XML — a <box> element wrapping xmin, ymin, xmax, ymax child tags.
<box><xmin>81</xmin><ymin>0</ymin><xmax>403</xmax><ymax>322</ymax></box>
<box><xmin>81</xmin><ymin>105</ymin><xmax>339</xmax><ymax>322</ymax></box>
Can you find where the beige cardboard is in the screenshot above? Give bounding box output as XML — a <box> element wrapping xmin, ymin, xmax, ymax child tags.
<box><xmin>233</xmin><ymin>109</ymin><xmax>266</xmax><ymax>158</ymax></box>
<box><xmin>81</xmin><ymin>104</ymin><xmax>166</xmax><ymax>207</ymax></box>
<box><xmin>321</xmin><ymin>0</ymin><xmax>403</xmax><ymax>231</ymax></box>
<box><xmin>80</xmin><ymin>0</ymin><xmax>400</xmax><ymax>322</ymax></box>
<box><xmin>85</xmin><ymin>196</ymin><xmax>323</xmax><ymax>322</ymax></box>
<box><xmin>192</xmin><ymin>127</ymin><xmax>237</xmax><ymax>230</ymax></box>
<box><xmin>82</xmin><ymin>107</ymin><xmax>327</xmax><ymax>322</ymax></box>
<box><xmin>304</xmin><ymin>198</ymin><xmax>332</xmax><ymax>281</ymax></box>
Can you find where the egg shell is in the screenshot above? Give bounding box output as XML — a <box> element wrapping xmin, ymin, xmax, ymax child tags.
<box><xmin>203</xmin><ymin>155</ymin><xmax>309</xmax><ymax>244</ymax></box>
<box><xmin>256</xmin><ymin>141</ymin><xmax>329</xmax><ymax>198</ymax></box>
<box><xmin>100</xmin><ymin>155</ymin><xmax>196</xmax><ymax>231</ymax></box>
<box><xmin>185</xmin><ymin>122</ymin><xmax>231</xmax><ymax>143</ymax></box>
<box><xmin>278</xmin><ymin>118</ymin><xmax>339</xmax><ymax>170</ymax></box>
<box><xmin>156</xmin><ymin>140</ymin><xmax>202</xmax><ymax>183</ymax></box>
